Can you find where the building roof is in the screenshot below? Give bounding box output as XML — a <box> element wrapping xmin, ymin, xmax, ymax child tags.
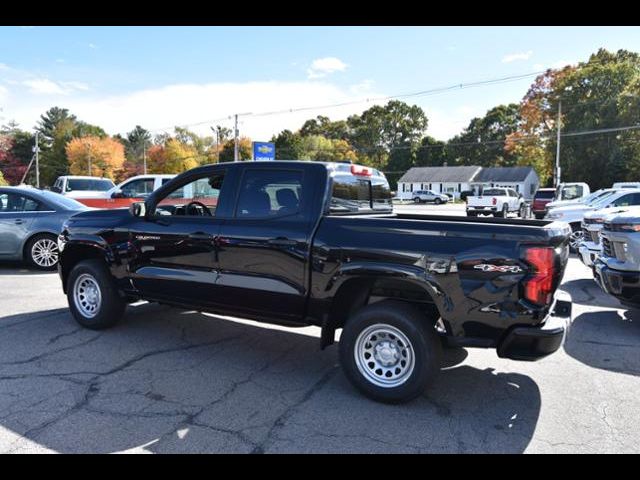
<box><xmin>398</xmin><ymin>166</ymin><xmax>482</xmax><ymax>183</ymax></box>
<box><xmin>472</xmin><ymin>166</ymin><xmax>537</xmax><ymax>183</ymax></box>
<box><xmin>398</xmin><ymin>165</ymin><xmax>538</xmax><ymax>184</ymax></box>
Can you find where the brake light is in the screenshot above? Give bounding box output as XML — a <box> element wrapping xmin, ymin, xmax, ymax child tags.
<box><xmin>523</xmin><ymin>247</ymin><xmax>555</xmax><ymax>306</ymax></box>
<box><xmin>351</xmin><ymin>165</ymin><xmax>372</xmax><ymax>176</ymax></box>
<box><xmin>492</xmin><ymin>197</ymin><xmax>497</xmax><ymax>205</ymax></box>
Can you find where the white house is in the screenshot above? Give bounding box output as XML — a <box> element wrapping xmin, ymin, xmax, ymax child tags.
<box><xmin>397</xmin><ymin>166</ymin><xmax>540</xmax><ymax>200</ymax></box>
<box><xmin>397</xmin><ymin>166</ymin><xmax>481</xmax><ymax>200</ymax></box>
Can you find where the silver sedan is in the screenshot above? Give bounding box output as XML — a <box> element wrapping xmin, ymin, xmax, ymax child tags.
<box><xmin>0</xmin><ymin>186</ymin><xmax>89</xmax><ymax>270</ymax></box>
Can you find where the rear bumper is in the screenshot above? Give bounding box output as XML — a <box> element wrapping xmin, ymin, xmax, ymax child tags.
<box><xmin>496</xmin><ymin>290</ymin><xmax>572</xmax><ymax>361</ymax></box>
<box><xmin>594</xmin><ymin>261</ymin><xmax>640</xmax><ymax>307</ymax></box>
<box><xmin>466</xmin><ymin>206</ymin><xmax>497</xmax><ymax>213</ymax></box>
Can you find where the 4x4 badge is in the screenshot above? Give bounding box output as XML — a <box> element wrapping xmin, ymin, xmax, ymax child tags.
<box><xmin>474</xmin><ymin>264</ymin><xmax>523</xmax><ymax>273</ymax></box>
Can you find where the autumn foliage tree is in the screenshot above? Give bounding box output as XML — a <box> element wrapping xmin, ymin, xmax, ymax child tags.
<box><xmin>146</xmin><ymin>139</ymin><xmax>200</xmax><ymax>173</ymax></box>
<box><xmin>66</xmin><ymin>136</ymin><xmax>126</xmax><ymax>180</ymax></box>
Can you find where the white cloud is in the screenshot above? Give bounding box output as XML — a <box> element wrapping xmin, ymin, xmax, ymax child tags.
<box><xmin>21</xmin><ymin>78</ymin><xmax>89</xmax><ymax>95</ymax></box>
<box><xmin>307</xmin><ymin>57</ymin><xmax>348</xmax><ymax>79</ymax></box>
<box><xmin>88</xmin><ymin>43</ymin><xmax>97</xmax><ymax>49</ymax></box>
<box><xmin>502</xmin><ymin>50</ymin><xmax>533</xmax><ymax>63</ymax></box>
<box><xmin>425</xmin><ymin>106</ymin><xmax>479</xmax><ymax>141</ymax></box>
<box><xmin>3</xmin><ymin>80</ymin><xmax>387</xmax><ymax>140</ymax></box>
<box><xmin>23</xmin><ymin>78</ymin><xmax>68</xmax><ymax>95</ymax></box>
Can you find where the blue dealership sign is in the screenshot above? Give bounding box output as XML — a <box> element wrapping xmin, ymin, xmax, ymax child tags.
<box><xmin>252</xmin><ymin>142</ymin><xmax>276</xmax><ymax>161</ymax></box>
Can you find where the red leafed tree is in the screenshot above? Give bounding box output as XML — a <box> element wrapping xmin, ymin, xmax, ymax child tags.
<box><xmin>0</xmin><ymin>135</ymin><xmax>29</xmax><ymax>185</ymax></box>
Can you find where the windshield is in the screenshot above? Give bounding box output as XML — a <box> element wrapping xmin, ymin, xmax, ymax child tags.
<box><xmin>482</xmin><ymin>189</ymin><xmax>505</xmax><ymax>196</ymax></box>
<box><xmin>535</xmin><ymin>190</ymin><xmax>555</xmax><ymax>199</ymax></box>
<box><xmin>66</xmin><ymin>178</ymin><xmax>115</xmax><ymax>192</ymax></box>
<box><xmin>590</xmin><ymin>191</ymin><xmax>619</xmax><ymax>208</ymax></box>
<box><xmin>40</xmin><ymin>190</ymin><xmax>89</xmax><ymax>210</ymax></box>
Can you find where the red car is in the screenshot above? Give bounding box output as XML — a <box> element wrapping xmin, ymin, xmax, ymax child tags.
<box><xmin>532</xmin><ymin>188</ymin><xmax>556</xmax><ymax>219</ymax></box>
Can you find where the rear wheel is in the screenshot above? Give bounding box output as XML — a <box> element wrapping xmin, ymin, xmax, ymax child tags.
<box><xmin>496</xmin><ymin>203</ymin><xmax>508</xmax><ymax>218</ymax></box>
<box><xmin>467</xmin><ymin>210</ymin><xmax>477</xmax><ymax>217</ymax></box>
<box><xmin>67</xmin><ymin>259</ymin><xmax>126</xmax><ymax>329</ymax></box>
<box><xmin>339</xmin><ymin>300</ymin><xmax>442</xmax><ymax>403</ymax></box>
<box><xmin>413</xmin><ymin>197</ymin><xmax>421</xmax><ymax>204</ymax></box>
<box><xmin>26</xmin><ymin>234</ymin><xmax>59</xmax><ymax>270</ymax></box>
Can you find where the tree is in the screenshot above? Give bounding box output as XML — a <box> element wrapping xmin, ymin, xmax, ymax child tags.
<box><xmin>506</xmin><ymin>49</ymin><xmax>640</xmax><ymax>189</ymax></box>
<box><xmin>273</xmin><ymin>130</ymin><xmax>305</xmax><ymax>159</ymax></box>
<box><xmin>448</xmin><ymin>104</ymin><xmax>521</xmax><ymax>167</ymax></box>
<box><xmin>347</xmin><ymin>100</ymin><xmax>428</xmax><ymax>174</ymax></box>
<box><xmin>415</xmin><ymin>136</ymin><xmax>449</xmax><ymax>167</ymax></box>
<box><xmin>146</xmin><ymin>139</ymin><xmax>200</xmax><ymax>173</ymax></box>
<box><xmin>300</xmin><ymin>115</ymin><xmax>349</xmax><ymax>140</ymax></box>
<box><xmin>36</xmin><ymin>107</ymin><xmax>79</xmax><ymax>185</ymax></box>
<box><xmin>65</xmin><ymin>136</ymin><xmax>126</xmax><ymax>179</ymax></box>
<box><xmin>218</xmin><ymin>137</ymin><xmax>253</xmax><ymax>163</ymax></box>
<box><xmin>0</xmin><ymin>133</ymin><xmax>33</xmax><ymax>185</ymax></box>
<box><xmin>0</xmin><ymin>170</ymin><xmax>7</xmax><ymax>186</ymax></box>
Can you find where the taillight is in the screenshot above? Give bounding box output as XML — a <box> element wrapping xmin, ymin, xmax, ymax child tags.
<box><xmin>523</xmin><ymin>247</ymin><xmax>555</xmax><ymax>306</ymax></box>
<box><xmin>492</xmin><ymin>197</ymin><xmax>497</xmax><ymax>205</ymax></box>
<box><xmin>351</xmin><ymin>165</ymin><xmax>372</xmax><ymax>176</ymax></box>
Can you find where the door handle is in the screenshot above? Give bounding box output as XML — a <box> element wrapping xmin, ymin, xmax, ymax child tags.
<box><xmin>268</xmin><ymin>237</ymin><xmax>297</xmax><ymax>246</ymax></box>
<box><xmin>14</xmin><ymin>219</ymin><xmax>24</xmax><ymax>225</ymax></box>
<box><xmin>188</xmin><ymin>232</ymin><xmax>213</xmax><ymax>241</ymax></box>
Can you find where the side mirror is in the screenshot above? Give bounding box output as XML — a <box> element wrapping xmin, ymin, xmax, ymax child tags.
<box><xmin>111</xmin><ymin>189</ymin><xmax>124</xmax><ymax>199</ymax></box>
<box><xmin>130</xmin><ymin>202</ymin><xmax>147</xmax><ymax>218</ymax></box>
<box><xmin>51</xmin><ymin>186</ymin><xmax>62</xmax><ymax>193</ymax></box>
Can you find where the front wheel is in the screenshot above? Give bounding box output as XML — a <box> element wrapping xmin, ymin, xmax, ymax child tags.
<box><xmin>569</xmin><ymin>224</ymin><xmax>583</xmax><ymax>253</ymax></box>
<box><xmin>67</xmin><ymin>259</ymin><xmax>126</xmax><ymax>329</ymax></box>
<box><xmin>339</xmin><ymin>300</ymin><xmax>442</xmax><ymax>403</ymax></box>
<box><xmin>434</xmin><ymin>198</ymin><xmax>442</xmax><ymax>205</ymax></box>
<box><xmin>518</xmin><ymin>203</ymin><xmax>527</xmax><ymax>218</ymax></box>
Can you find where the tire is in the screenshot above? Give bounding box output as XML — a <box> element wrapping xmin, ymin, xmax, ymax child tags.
<box><xmin>25</xmin><ymin>233</ymin><xmax>60</xmax><ymax>271</ymax></box>
<box><xmin>413</xmin><ymin>197</ymin><xmax>421</xmax><ymax>204</ymax></box>
<box><xmin>518</xmin><ymin>203</ymin><xmax>527</xmax><ymax>218</ymax></box>
<box><xmin>434</xmin><ymin>198</ymin><xmax>442</xmax><ymax>205</ymax></box>
<box><xmin>568</xmin><ymin>223</ymin><xmax>583</xmax><ymax>254</ymax></box>
<box><xmin>534</xmin><ymin>213</ymin><xmax>545</xmax><ymax>220</ymax></box>
<box><xmin>496</xmin><ymin>203</ymin><xmax>508</xmax><ymax>218</ymax></box>
<box><xmin>466</xmin><ymin>210</ymin><xmax>477</xmax><ymax>217</ymax></box>
<box><xmin>339</xmin><ymin>300</ymin><xmax>442</xmax><ymax>404</ymax></box>
<box><xmin>66</xmin><ymin>259</ymin><xmax>126</xmax><ymax>330</ymax></box>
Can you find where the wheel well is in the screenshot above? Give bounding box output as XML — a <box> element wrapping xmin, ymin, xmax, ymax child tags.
<box><xmin>60</xmin><ymin>244</ymin><xmax>107</xmax><ymax>292</ymax></box>
<box><xmin>22</xmin><ymin>231</ymin><xmax>58</xmax><ymax>260</ymax></box>
<box><xmin>329</xmin><ymin>277</ymin><xmax>440</xmax><ymax>332</ymax></box>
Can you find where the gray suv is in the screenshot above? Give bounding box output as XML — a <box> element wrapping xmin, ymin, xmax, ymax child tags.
<box><xmin>412</xmin><ymin>190</ymin><xmax>449</xmax><ymax>204</ymax></box>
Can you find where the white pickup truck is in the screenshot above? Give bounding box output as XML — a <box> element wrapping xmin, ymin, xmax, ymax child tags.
<box><xmin>466</xmin><ymin>187</ymin><xmax>526</xmax><ymax>218</ymax></box>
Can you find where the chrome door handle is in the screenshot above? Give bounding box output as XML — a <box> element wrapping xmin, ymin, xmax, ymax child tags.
<box><xmin>14</xmin><ymin>219</ymin><xmax>24</xmax><ymax>225</ymax></box>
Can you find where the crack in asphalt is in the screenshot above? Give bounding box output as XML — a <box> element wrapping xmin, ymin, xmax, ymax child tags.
<box><xmin>250</xmin><ymin>366</ymin><xmax>340</xmax><ymax>454</ymax></box>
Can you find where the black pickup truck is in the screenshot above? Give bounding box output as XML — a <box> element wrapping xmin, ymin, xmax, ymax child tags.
<box><xmin>58</xmin><ymin>161</ymin><xmax>572</xmax><ymax>403</ymax></box>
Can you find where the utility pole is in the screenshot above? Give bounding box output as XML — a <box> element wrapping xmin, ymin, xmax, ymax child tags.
<box><xmin>86</xmin><ymin>141</ymin><xmax>92</xmax><ymax>176</ymax></box>
<box><xmin>34</xmin><ymin>131</ymin><xmax>40</xmax><ymax>188</ymax></box>
<box><xmin>233</xmin><ymin>114</ymin><xmax>239</xmax><ymax>162</ymax></box>
<box><xmin>554</xmin><ymin>100</ymin><xmax>562</xmax><ymax>188</ymax></box>
<box><xmin>143</xmin><ymin>141</ymin><xmax>147</xmax><ymax>175</ymax></box>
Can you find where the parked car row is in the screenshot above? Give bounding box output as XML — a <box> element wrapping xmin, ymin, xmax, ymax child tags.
<box><xmin>533</xmin><ymin>180</ymin><xmax>640</xmax><ymax>309</ymax></box>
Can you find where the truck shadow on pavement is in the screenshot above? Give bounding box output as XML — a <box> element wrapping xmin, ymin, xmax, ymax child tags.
<box><xmin>0</xmin><ymin>304</ymin><xmax>541</xmax><ymax>453</ymax></box>
<box><xmin>564</xmin><ymin>309</ymin><xmax>640</xmax><ymax>377</ymax></box>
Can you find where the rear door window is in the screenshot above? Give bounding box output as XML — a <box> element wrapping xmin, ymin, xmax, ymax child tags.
<box><xmin>235</xmin><ymin>169</ymin><xmax>304</xmax><ymax>219</ymax></box>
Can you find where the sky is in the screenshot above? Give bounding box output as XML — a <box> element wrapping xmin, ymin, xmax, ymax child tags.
<box><xmin>1</xmin><ymin>26</ymin><xmax>640</xmax><ymax>142</ymax></box>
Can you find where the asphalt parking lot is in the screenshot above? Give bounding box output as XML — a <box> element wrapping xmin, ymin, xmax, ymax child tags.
<box><xmin>0</xmin><ymin>204</ymin><xmax>638</xmax><ymax>453</ymax></box>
